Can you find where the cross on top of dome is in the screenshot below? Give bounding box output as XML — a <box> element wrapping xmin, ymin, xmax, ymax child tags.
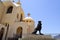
<box><xmin>27</xmin><ymin>13</ymin><xmax>30</xmax><ymax>17</ymax></box>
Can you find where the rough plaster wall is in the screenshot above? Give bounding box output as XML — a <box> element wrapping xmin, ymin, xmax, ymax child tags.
<box><xmin>7</xmin><ymin>22</ymin><xmax>28</xmax><ymax>37</ymax></box>
<box><xmin>1</xmin><ymin>3</ymin><xmax>25</xmax><ymax>24</ymax></box>
<box><xmin>17</xmin><ymin>6</ymin><xmax>25</xmax><ymax>20</ymax></box>
<box><xmin>1</xmin><ymin>4</ymin><xmax>16</xmax><ymax>24</ymax></box>
<box><xmin>7</xmin><ymin>22</ymin><xmax>35</xmax><ymax>38</ymax></box>
<box><xmin>0</xmin><ymin>2</ymin><xmax>5</xmax><ymax>23</ymax></box>
<box><xmin>0</xmin><ymin>2</ymin><xmax>35</xmax><ymax>39</ymax></box>
<box><xmin>0</xmin><ymin>24</ymin><xmax>7</xmax><ymax>40</ymax></box>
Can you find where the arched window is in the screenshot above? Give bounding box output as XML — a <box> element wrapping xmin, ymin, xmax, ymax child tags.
<box><xmin>20</xmin><ymin>14</ymin><xmax>23</xmax><ymax>21</ymax></box>
<box><xmin>17</xmin><ymin>14</ymin><xmax>19</xmax><ymax>19</ymax></box>
<box><xmin>6</xmin><ymin>6</ymin><xmax>13</xmax><ymax>13</ymax></box>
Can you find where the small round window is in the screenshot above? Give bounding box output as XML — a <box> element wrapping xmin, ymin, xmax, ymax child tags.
<box><xmin>26</xmin><ymin>20</ymin><xmax>28</xmax><ymax>22</ymax></box>
<box><xmin>29</xmin><ymin>21</ymin><xmax>31</xmax><ymax>22</ymax></box>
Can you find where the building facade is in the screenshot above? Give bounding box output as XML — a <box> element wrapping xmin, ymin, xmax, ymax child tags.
<box><xmin>0</xmin><ymin>0</ymin><xmax>55</xmax><ymax>40</ymax></box>
<box><xmin>0</xmin><ymin>0</ymin><xmax>35</xmax><ymax>40</ymax></box>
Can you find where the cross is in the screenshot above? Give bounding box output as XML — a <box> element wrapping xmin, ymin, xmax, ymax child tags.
<box><xmin>27</xmin><ymin>13</ymin><xmax>30</xmax><ymax>17</ymax></box>
<box><xmin>17</xmin><ymin>0</ymin><xmax>21</xmax><ymax>4</ymax></box>
<box><xmin>18</xmin><ymin>0</ymin><xmax>20</xmax><ymax>2</ymax></box>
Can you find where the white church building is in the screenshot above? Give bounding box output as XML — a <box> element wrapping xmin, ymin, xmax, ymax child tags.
<box><xmin>0</xmin><ymin>0</ymin><xmax>55</xmax><ymax>40</ymax></box>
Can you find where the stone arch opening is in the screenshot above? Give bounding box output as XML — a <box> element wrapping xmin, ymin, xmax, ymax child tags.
<box><xmin>20</xmin><ymin>13</ymin><xmax>23</xmax><ymax>21</ymax></box>
<box><xmin>6</xmin><ymin>6</ymin><xmax>13</xmax><ymax>13</ymax></box>
<box><xmin>0</xmin><ymin>27</ymin><xmax>5</xmax><ymax>40</ymax></box>
<box><xmin>16</xmin><ymin>26</ymin><xmax>22</xmax><ymax>38</ymax></box>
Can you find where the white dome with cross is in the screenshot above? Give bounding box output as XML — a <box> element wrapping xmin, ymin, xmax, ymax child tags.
<box><xmin>23</xmin><ymin>13</ymin><xmax>34</xmax><ymax>22</ymax></box>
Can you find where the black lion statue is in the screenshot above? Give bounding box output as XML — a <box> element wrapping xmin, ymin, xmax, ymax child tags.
<box><xmin>32</xmin><ymin>21</ymin><xmax>43</xmax><ymax>35</ymax></box>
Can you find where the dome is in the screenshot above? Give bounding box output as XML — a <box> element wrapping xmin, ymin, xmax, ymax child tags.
<box><xmin>23</xmin><ymin>17</ymin><xmax>33</xmax><ymax>20</ymax></box>
<box><xmin>23</xmin><ymin>17</ymin><xmax>34</xmax><ymax>22</ymax></box>
<box><xmin>23</xmin><ymin>13</ymin><xmax>34</xmax><ymax>22</ymax></box>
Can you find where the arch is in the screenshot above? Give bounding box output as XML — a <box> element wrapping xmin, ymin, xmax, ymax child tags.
<box><xmin>16</xmin><ymin>26</ymin><xmax>22</xmax><ymax>38</ymax></box>
<box><xmin>6</xmin><ymin>6</ymin><xmax>13</xmax><ymax>13</ymax></box>
<box><xmin>20</xmin><ymin>13</ymin><xmax>23</xmax><ymax>21</ymax></box>
<box><xmin>0</xmin><ymin>27</ymin><xmax>5</xmax><ymax>40</ymax></box>
<box><xmin>17</xmin><ymin>13</ymin><xmax>19</xmax><ymax>19</ymax></box>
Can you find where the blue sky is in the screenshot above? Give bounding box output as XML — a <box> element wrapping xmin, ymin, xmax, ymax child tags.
<box><xmin>15</xmin><ymin>0</ymin><xmax>60</xmax><ymax>34</ymax></box>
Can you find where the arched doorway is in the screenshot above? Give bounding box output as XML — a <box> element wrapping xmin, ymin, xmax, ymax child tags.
<box><xmin>16</xmin><ymin>26</ymin><xmax>22</xmax><ymax>38</ymax></box>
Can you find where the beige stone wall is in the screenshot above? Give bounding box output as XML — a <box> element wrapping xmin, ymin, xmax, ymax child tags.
<box><xmin>1</xmin><ymin>2</ymin><xmax>25</xmax><ymax>24</ymax></box>
<box><xmin>0</xmin><ymin>24</ymin><xmax>7</xmax><ymax>40</ymax></box>
<box><xmin>6</xmin><ymin>22</ymin><xmax>35</xmax><ymax>38</ymax></box>
<box><xmin>7</xmin><ymin>22</ymin><xmax>28</xmax><ymax>37</ymax></box>
<box><xmin>1</xmin><ymin>2</ymin><xmax>16</xmax><ymax>23</ymax></box>
<box><xmin>0</xmin><ymin>2</ymin><xmax>35</xmax><ymax>39</ymax></box>
<box><xmin>16</xmin><ymin>6</ymin><xmax>25</xmax><ymax>20</ymax></box>
<box><xmin>2</xmin><ymin>13</ymin><xmax>16</xmax><ymax>24</ymax></box>
<box><xmin>0</xmin><ymin>2</ymin><xmax>5</xmax><ymax>23</ymax></box>
<box><xmin>26</xmin><ymin>22</ymin><xmax>35</xmax><ymax>34</ymax></box>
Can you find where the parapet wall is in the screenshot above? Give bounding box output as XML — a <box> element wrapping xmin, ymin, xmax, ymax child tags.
<box><xmin>22</xmin><ymin>34</ymin><xmax>55</xmax><ymax>40</ymax></box>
